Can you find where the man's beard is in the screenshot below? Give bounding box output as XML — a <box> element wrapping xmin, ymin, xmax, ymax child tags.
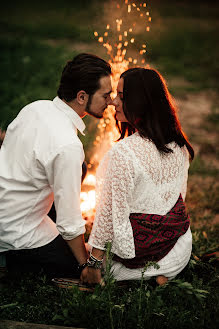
<box><xmin>85</xmin><ymin>95</ymin><xmax>105</xmax><ymax>119</ymax></box>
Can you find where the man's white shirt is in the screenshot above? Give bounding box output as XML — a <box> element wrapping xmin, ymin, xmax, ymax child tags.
<box><xmin>0</xmin><ymin>96</ymin><xmax>86</xmax><ymax>252</ymax></box>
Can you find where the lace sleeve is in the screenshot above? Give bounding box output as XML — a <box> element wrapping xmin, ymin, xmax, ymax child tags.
<box><xmin>88</xmin><ymin>145</ymin><xmax>136</xmax><ymax>258</ymax></box>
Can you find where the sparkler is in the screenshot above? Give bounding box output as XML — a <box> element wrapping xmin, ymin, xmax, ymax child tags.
<box><xmin>80</xmin><ymin>0</ymin><xmax>151</xmax><ymax>217</ymax></box>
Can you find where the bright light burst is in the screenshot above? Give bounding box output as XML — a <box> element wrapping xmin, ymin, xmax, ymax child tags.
<box><xmin>81</xmin><ymin>1</ymin><xmax>151</xmax><ymax>217</ymax></box>
<box><xmin>91</xmin><ymin>0</ymin><xmax>152</xmax><ymax>167</ymax></box>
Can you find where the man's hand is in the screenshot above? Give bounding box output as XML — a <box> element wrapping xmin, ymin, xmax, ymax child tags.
<box><xmin>80</xmin><ymin>266</ymin><xmax>102</xmax><ymax>285</ymax></box>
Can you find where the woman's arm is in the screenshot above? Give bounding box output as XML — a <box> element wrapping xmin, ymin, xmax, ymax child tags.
<box><xmin>89</xmin><ymin>145</ymin><xmax>135</xmax><ymax>259</ymax></box>
<box><xmin>80</xmin><ymin>247</ymin><xmax>104</xmax><ymax>284</ymax></box>
<box><xmin>81</xmin><ymin>146</ymin><xmax>136</xmax><ymax>284</ymax></box>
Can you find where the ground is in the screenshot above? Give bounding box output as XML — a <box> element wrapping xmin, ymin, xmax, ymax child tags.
<box><xmin>0</xmin><ymin>1</ymin><xmax>218</xmax><ymax>328</ymax></box>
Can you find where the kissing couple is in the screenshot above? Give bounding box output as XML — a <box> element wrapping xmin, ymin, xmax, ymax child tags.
<box><xmin>0</xmin><ymin>53</ymin><xmax>194</xmax><ymax>286</ymax></box>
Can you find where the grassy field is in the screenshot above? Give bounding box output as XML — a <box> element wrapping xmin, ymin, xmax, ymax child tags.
<box><xmin>0</xmin><ymin>237</ymin><xmax>218</xmax><ymax>329</ymax></box>
<box><xmin>0</xmin><ymin>0</ymin><xmax>218</xmax><ymax>328</ymax></box>
<box><xmin>133</xmin><ymin>1</ymin><xmax>219</xmax><ymax>94</ymax></box>
<box><xmin>1</xmin><ymin>0</ymin><xmax>219</xmax><ymax>128</ymax></box>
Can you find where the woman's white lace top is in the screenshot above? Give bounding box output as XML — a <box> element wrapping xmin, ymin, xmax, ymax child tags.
<box><xmin>88</xmin><ymin>132</ymin><xmax>190</xmax><ymax>259</ymax></box>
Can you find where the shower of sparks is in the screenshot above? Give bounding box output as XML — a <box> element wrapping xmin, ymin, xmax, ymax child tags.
<box><xmin>91</xmin><ymin>0</ymin><xmax>151</xmax><ymax>159</ymax></box>
<box><xmin>81</xmin><ymin>1</ymin><xmax>151</xmax><ymax>217</ymax></box>
<box><xmin>94</xmin><ymin>6</ymin><xmax>151</xmax><ymax>67</ymax></box>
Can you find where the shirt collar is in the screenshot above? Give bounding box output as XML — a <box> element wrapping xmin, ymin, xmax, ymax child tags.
<box><xmin>53</xmin><ymin>96</ymin><xmax>86</xmax><ymax>136</ymax></box>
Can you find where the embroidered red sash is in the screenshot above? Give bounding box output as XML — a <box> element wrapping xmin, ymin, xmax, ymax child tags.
<box><xmin>113</xmin><ymin>194</ymin><xmax>190</xmax><ymax>269</ymax></box>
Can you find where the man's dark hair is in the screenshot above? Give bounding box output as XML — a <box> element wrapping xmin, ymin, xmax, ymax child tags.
<box><xmin>57</xmin><ymin>53</ymin><xmax>111</xmax><ymax>102</ymax></box>
<box><xmin>117</xmin><ymin>68</ymin><xmax>194</xmax><ymax>160</ymax></box>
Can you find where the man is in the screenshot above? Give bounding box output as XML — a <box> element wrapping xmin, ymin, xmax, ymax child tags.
<box><xmin>0</xmin><ymin>53</ymin><xmax>112</xmax><ymax>281</ymax></box>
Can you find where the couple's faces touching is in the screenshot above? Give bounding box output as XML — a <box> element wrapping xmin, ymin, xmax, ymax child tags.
<box><xmin>85</xmin><ymin>75</ymin><xmax>112</xmax><ymax>119</ymax></box>
<box><xmin>112</xmin><ymin>78</ymin><xmax>128</xmax><ymax>123</ymax></box>
<box><xmin>82</xmin><ymin>75</ymin><xmax>127</xmax><ymax>122</ymax></box>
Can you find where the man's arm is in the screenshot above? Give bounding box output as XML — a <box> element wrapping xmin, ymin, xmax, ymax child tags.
<box><xmin>66</xmin><ymin>234</ymin><xmax>88</xmax><ymax>265</ymax></box>
<box><xmin>45</xmin><ymin>144</ymin><xmax>87</xmax><ymax>256</ymax></box>
<box><xmin>45</xmin><ymin>144</ymin><xmax>103</xmax><ymax>283</ymax></box>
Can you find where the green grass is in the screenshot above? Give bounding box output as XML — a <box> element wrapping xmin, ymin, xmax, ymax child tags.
<box><xmin>0</xmin><ymin>2</ymin><xmax>218</xmax><ymax>327</ymax></box>
<box><xmin>0</xmin><ymin>37</ymin><xmax>75</xmax><ymax>130</ymax></box>
<box><xmin>206</xmin><ymin>106</ymin><xmax>219</xmax><ymax>133</ymax></box>
<box><xmin>0</xmin><ymin>36</ymin><xmax>98</xmax><ymax>157</ymax></box>
<box><xmin>135</xmin><ymin>0</ymin><xmax>219</xmax><ymax>93</ymax></box>
<box><xmin>186</xmin><ymin>175</ymin><xmax>219</xmax><ymax>229</ymax></box>
<box><xmin>0</xmin><ymin>232</ymin><xmax>218</xmax><ymax>329</ymax></box>
<box><xmin>0</xmin><ymin>0</ymin><xmax>103</xmax><ymax>42</ymax></box>
<box><xmin>1</xmin><ymin>21</ymin><xmax>95</xmax><ymax>42</ymax></box>
<box><xmin>152</xmin><ymin>0</ymin><xmax>219</xmax><ymax>19</ymax></box>
<box><xmin>1</xmin><ymin>0</ymin><xmax>219</xmax><ymax>130</ymax></box>
<box><xmin>189</xmin><ymin>156</ymin><xmax>219</xmax><ymax>177</ymax></box>
<box><xmin>0</xmin><ymin>0</ymin><xmax>106</xmax><ymax>145</ymax></box>
<box><xmin>147</xmin><ymin>27</ymin><xmax>219</xmax><ymax>92</ymax></box>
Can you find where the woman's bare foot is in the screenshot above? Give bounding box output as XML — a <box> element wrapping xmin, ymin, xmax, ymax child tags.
<box><xmin>156</xmin><ymin>275</ymin><xmax>168</xmax><ymax>286</ymax></box>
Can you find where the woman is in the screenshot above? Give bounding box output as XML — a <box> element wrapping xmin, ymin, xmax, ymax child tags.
<box><xmin>83</xmin><ymin>68</ymin><xmax>194</xmax><ymax>285</ymax></box>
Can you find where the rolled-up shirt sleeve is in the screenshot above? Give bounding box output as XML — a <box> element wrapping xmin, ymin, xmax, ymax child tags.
<box><xmin>45</xmin><ymin>143</ymin><xmax>86</xmax><ymax>240</ymax></box>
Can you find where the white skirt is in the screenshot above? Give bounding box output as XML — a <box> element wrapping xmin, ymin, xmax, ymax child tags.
<box><xmin>111</xmin><ymin>227</ymin><xmax>192</xmax><ymax>281</ymax></box>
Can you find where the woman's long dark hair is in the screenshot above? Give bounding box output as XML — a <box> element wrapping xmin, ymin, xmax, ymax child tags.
<box><xmin>116</xmin><ymin>68</ymin><xmax>194</xmax><ymax>160</ymax></box>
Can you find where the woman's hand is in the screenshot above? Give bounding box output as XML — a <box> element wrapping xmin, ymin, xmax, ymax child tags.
<box><xmin>80</xmin><ymin>266</ymin><xmax>102</xmax><ymax>285</ymax></box>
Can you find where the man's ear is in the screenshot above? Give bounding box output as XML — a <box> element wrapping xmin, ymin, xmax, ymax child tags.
<box><xmin>77</xmin><ymin>90</ymin><xmax>89</xmax><ymax>105</ymax></box>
